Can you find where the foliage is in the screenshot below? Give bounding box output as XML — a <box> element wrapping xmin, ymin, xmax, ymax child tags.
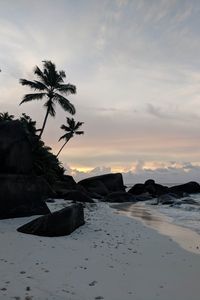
<box><xmin>19</xmin><ymin>113</ymin><xmax>65</xmax><ymax>183</ymax></box>
<box><xmin>32</xmin><ymin>139</ymin><xmax>65</xmax><ymax>184</ymax></box>
<box><xmin>20</xmin><ymin>113</ymin><xmax>38</xmax><ymax>136</ymax></box>
<box><xmin>19</xmin><ymin>60</ymin><xmax>76</xmax><ymax>138</ymax></box>
<box><xmin>0</xmin><ymin>112</ymin><xmax>15</xmax><ymax>121</ymax></box>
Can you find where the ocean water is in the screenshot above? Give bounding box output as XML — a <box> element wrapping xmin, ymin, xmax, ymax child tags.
<box><xmin>147</xmin><ymin>194</ymin><xmax>200</xmax><ymax>235</ymax></box>
<box><xmin>125</xmin><ymin>183</ymin><xmax>200</xmax><ymax>235</ymax></box>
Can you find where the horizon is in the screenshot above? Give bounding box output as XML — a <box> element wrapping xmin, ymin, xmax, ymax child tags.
<box><xmin>1</xmin><ymin>0</ymin><xmax>200</xmax><ymax>183</ymax></box>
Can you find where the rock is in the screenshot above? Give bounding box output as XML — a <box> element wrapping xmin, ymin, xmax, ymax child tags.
<box><xmin>128</xmin><ymin>179</ymin><xmax>168</xmax><ymax>197</ymax></box>
<box><xmin>144</xmin><ymin>180</ymin><xmax>168</xmax><ymax>196</ymax></box>
<box><xmin>79</xmin><ymin>179</ymin><xmax>109</xmax><ymax>196</ymax></box>
<box><xmin>104</xmin><ymin>191</ymin><xmax>137</xmax><ymax>203</ymax></box>
<box><xmin>128</xmin><ymin>183</ymin><xmax>145</xmax><ymax>195</ymax></box>
<box><xmin>17</xmin><ymin>203</ymin><xmax>85</xmax><ymax>237</ymax></box>
<box><xmin>45</xmin><ymin>199</ymin><xmax>55</xmax><ymax>203</ymax></box>
<box><xmin>62</xmin><ymin>190</ymin><xmax>94</xmax><ymax>203</ymax></box>
<box><xmin>59</xmin><ymin>175</ymin><xmax>77</xmax><ymax>189</ymax></box>
<box><xmin>87</xmin><ymin>191</ymin><xmax>104</xmax><ymax>200</ymax></box>
<box><xmin>0</xmin><ymin>175</ymin><xmax>52</xmax><ymax>219</ymax></box>
<box><xmin>157</xmin><ymin>193</ymin><xmax>178</xmax><ymax>205</ymax></box>
<box><xmin>0</xmin><ymin>120</ymin><xmax>33</xmax><ymax>174</ymax></box>
<box><xmin>144</xmin><ymin>179</ymin><xmax>155</xmax><ymax>185</ymax></box>
<box><xmin>182</xmin><ymin>198</ymin><xmax>199</xmax><ymax>205</ymax></box>
<box><xmin>53</xmin><ymin>175</ymin><xmax>78</xmax><ymax>197</ymax></box>
<box><xmin>78</xmin><ymin>173</ymin><xmax>125</xmax><ymax>196</ymax></box>
<box><xmin>134</xmin><ymin>193</ymin><xmax>153</xmax><ymax>201</ymax></box>
<box><xmin>169</xmin><ymin>182</ymin><xmax>200</xmax><ymax>195</ymax></box>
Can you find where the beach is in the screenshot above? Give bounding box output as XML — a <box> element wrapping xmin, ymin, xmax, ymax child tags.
<box><xmin>0</xmin><ymin>200</ymin><xmax>200</xmax><ymax>300</ymax></box>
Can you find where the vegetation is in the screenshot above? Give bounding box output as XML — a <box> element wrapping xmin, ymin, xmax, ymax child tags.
<box><xmin>0</xmin><ymin>113</ymin><xmax>65</xmax><ymax>184</ymax></box>
<box><xmin>0</xmin><ymin>60</ymin><xmax>84</xmax><ymax>183</ymax></box>
<box><xmin>0</xmin><ymin>112</ymin><xmax>14</xmax><ymax>121</ymax></box>
<box><xmin>19</xmin><ymin>60</ymin><xmax>76</xmax><ymax>138</ymax></box>
<box><xmin>57</xmin><ymin>117</ymin><xmax>84</xmax><ymax>157</ymax></box>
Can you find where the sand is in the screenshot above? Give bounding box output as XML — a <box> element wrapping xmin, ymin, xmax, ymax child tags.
<box><xmin>0</xmin><ymin>200</ymin><xmax>200</xmax><ymax>300</ymax></box>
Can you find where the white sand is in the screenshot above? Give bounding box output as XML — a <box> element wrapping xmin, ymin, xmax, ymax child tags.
<box><xmin>1</xmin><ymin>200</ymin><xmax>200</xmax><ymax>300</ymax></box>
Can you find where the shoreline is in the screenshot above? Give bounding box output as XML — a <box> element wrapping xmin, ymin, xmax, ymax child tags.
<box><xmin>1</xmin><ymin>200</ymin><xmax>200</xmax><ymax>299</ymax></box>
<box><xmin>111</xmin><ymin>202</ymin><xmax>200</xmax><ymax>255</ymax></box>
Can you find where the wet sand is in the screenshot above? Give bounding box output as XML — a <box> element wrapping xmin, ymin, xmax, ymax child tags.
<box><xmin>112</xmin><ymin>202</ymin><xmax>200</xmax><ymax>255</ymax></box>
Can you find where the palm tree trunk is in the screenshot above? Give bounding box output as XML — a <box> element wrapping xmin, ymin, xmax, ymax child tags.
<box><xmin>39</xmin><ymin>107</ymin><xmax>50</xmax><ymax>139</ymax></box>
<box><xmin>56</xmin><ymin>139</ymin><xmax>70</xmax><ymax>157</ymax></box>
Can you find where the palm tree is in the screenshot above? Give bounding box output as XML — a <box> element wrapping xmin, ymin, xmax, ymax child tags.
<box><xmin>19</xmin><ymin>60</ymin><xmax>76</xmax><ymax>139</ymax></box>
<box><xmin>56</xmin><ymin>117</ymin><xmax>84</xmax><ymax>157</ymax></box>
<box><xmin>0</xmin><ymin>112</ymin><xmax>14</xmax><ymax>121</ymax></box>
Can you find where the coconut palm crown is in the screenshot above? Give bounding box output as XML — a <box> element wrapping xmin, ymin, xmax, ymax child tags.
<box><xmin>19</xmin><ymin>60</ymin><xmax>76</xmax><ymax>138</ymax></box>
<box><xmin>56</xmin><ymin>117</ymin><xmax>84</xmax><ymax>157</ymax></box>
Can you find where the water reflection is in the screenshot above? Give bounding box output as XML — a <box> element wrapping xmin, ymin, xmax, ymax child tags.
<box><xmin>112</xmin><ymin>202</ymin><xmax>200</xmax><ymax>255</ymax></box>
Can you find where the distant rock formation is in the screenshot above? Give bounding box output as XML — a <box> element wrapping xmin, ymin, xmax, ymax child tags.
<box><xmin>17</xmin><ymin>203</ymin><xmax>85</xmax><ymax>237</ymax></box>
<box><xmin>128</xmin><ymin>179</ymin><xmax>168</xmax><ymax>197</ymax></box>
<box><xmin>128</xmin><ymin>179</ymin><xmax>200</xmax><ymax>205</ymax></box>
<box><xmin>169</xmin><ymin>181</ymin><xmax>200</xmax><ymax>195</ymax></box>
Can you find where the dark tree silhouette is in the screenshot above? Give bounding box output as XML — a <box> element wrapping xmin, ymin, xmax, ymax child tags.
<box><xmin>56</xmin><ymin>117</ymin><xmax>84</xmax><ymax>157</ymax></box>
<box><xmin>0</xmin><ymin>112</ymin><xmax>15</xmax><ymax>121</ymax></box>
<box><xmin>19</xmin><ymin>60</ymin><xmax>76</xmax><ymax>138</ymax></box>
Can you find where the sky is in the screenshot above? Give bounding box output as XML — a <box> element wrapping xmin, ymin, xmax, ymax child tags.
<box><xmin>1</xmin><ymin>0</ymin><xmax>200</xmax><ymax>183</ymax></box>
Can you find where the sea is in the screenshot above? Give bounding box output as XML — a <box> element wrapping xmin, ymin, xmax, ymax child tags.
<box><xmin>125</xmin><ymin>183</ymin><xmax>200</xmax><ymax>235</ymax></box>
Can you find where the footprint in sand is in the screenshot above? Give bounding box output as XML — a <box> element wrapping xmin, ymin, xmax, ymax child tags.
<box><xmin>89</xmin><ymin>280</ymin><xmax>98</xmax><ymax>286</ymax></box>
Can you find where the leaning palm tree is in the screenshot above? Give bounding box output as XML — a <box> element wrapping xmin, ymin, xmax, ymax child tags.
<box><xmin>19</xmin><ymin>60</ymin><xmax>76</xmax><ymax>139</ymax></box>
<box><xmin>56</xmin><ymin>117</ymin><xmax>84</xmax><ymax>157</ymax></box>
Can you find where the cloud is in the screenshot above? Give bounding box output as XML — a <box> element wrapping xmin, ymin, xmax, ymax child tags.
<box><xmin>66</xmin><ymin>165</ymin><xmax>112</xmax><ymax>182</ymax></box>
<box><xmin>146</xmin><ymin>103</ymin><xmax>200</xmax><ymax>122</ymax></box>
<box><xmin>1</xmin><ymin>0</ymin><xmax>200</xmax><ymax>171</ymax></box>
<box><xmin>65</xmin><ymin>160</ymin><xmax>200</xmax><ymax>184</ymax></box>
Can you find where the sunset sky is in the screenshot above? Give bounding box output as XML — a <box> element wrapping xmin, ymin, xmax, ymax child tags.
<box><xmin>1</xmin><ymin>0</ymin><xmax>200</xmax><ymax>183</ymax></box>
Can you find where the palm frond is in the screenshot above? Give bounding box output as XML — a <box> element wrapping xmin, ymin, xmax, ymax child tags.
<box><xmin>44</xmin><ymin>100</ymin><xmax>56</xmax><ymax>117</ymax></box>
<box><xmin>54</xmin><ymin>93</ymin><xmax>76</xmax><ymax>115</ymax></box>
<box><xmin>75</xmin><ymin>121</ymin><xmax>84</xmax><ymax>130</ymax></box>
<box><xmin>59</xmin><ymin>70</ymin><xmax>66</xmax><ymax>79</ymax></box>
<box><xmin>75</xmin><ymin>130</ymin><xmax>84</xmax><ymax>135</ymax></box>
<box><xmin>20</xmin><ymin>93</ymin><xmax>46</xmax><ymax>104</ymax></box>
<box><xmin>58</xmin><ymin>132</ymin><xmax>72</xmax><ymax>141</ymax></box>
<box><xmin>49</xmin><ymin>105</ymin><xmax>56</xmax><ymax>117</ymax></box>
<box><xmin>34</xmin><ymin>80</ymin><xmax>48</xmax><ymax>90</ymax></box>
<box><xmin>43</xmin><ymin>60</ymin><xmax>61</xmax><ymax>86</ymax></box>
<box><xmin>19</xmin><ymin>79</ymin><xmax>47</xmax><ymax>91</ymax></box>
<box><xmin>56</xmin><ymin>84</ymin><xmax>76</xmax><ymax>95</ymax></box>
<box><xmin>43</xmin><ymin>60</ymin><xmax>56</xmax><ymax>73</ymax></box>
<box><xmin>66</xmin><ymin>117</ymin><xmax>75</xmax><ymax>128</ymax></box>
<box><xmin>34</xmin><ymin>66</ymin><xmax>49</xmax><ymax>86</ymax></box>
<box><xmin>60</xmin><ymin>124</ymin><xmax>71</xmax><ymax>131</ymax></box>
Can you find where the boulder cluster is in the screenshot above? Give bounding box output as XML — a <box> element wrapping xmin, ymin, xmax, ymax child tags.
<box><xmin>1</xmin><ymin>120</ymin><xmax>200</xmax><ymax>236</ymax></box>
